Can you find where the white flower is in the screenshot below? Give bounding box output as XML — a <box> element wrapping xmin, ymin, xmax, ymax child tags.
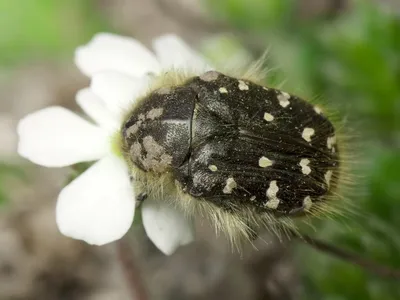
<box><xmin>17</xmin><ymin>33</ymin><xmax>212</xmax><ymax>255</ymax></box>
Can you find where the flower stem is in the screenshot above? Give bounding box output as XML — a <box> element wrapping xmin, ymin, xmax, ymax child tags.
<box><xmin>117</xmin><ymin>239</ymin><xmax>148</xmax><ymax>300</ymax></box>
<box><xmin>294</xmin><ymin>232</ymin><xmax>400</xmax><ymax>279</ymax></box>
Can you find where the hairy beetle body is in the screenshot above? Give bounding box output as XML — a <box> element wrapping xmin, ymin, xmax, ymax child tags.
<box><xmin>121</xmin><ymin>71</ymin><xmax>343</xmax><ymax>241</ymax></box>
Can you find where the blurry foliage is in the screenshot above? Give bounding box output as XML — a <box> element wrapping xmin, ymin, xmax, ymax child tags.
<box><xmin>206</xmin><ymin>0</ymin><xmax>295</xmax><ymax>30</ymax></box>
<box><xmin>206</xmin><ymin>0</ymin><xmax>400</xmax><ymax>299</ymax></box>
<box><xmin>0</xmin><ymin>163</ymin><xmax>26</xmax><ymax>205</ymax></box>
<box><xmin>0</xmin><ymin>0</ymin><xmax>109</xmax><ymax>67</ymax></box>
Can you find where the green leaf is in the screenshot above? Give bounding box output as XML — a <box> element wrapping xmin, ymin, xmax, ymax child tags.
<box><xmin>0</xmin><ymin>0</ymin><xmax>110</xmax><ymax>67</ymax></box>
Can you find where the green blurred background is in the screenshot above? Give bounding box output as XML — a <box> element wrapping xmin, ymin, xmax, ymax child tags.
<box><xmin>1</xmin><ymin>0</ymin><xmax>399</xmax><ymax>299</ymax></box>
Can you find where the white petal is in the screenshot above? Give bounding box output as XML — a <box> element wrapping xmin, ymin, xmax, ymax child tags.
<box><xmin>75</xmin><ymin>33</ymin><xmax>161</xmax><ymax>77</ymax></box>
<box><xmin>56</xmin><ymin>155</ymin><xmax>135</xmax><ymax>245</ymax></box>
<box><xmin>142</xmin><ymin>198</ymin><xmax>195</xmax><ymax>255</ymax></box>
<box><xmin>90</xmin><ymin>72</ymin><xmax>151</xmax><ymax>115</ymax></box>
<box><xmin>17</xmin><ymin>106</ymin><xmax>109</xmax><ymax>167</ymax></box>
<box><xmin>76</xmin><ymin>88</ymin><xmax>120</xmax><ymax>130</ymax></box>
<box><xmin>153</xmin><ymin>34</ymin><xmax>212</xmax><ymax>72</ymax></box>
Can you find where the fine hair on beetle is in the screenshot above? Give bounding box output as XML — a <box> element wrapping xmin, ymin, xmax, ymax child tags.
<box><xmin>116</xmin><ymin>56</ymin><xmax>358</xmax><ymax>250</ymax></box>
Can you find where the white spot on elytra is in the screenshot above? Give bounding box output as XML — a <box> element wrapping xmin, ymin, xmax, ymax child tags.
<box><xmin>325</xmin><ymin>170</ymin><xmax>333</xmax><ymax>187</ymax></box>
<box><xmin>208</xmin><ymin>165</ymin><xmax>218</xmax><ymax>172</ymax></box>
<box><xmin>263</xmin><ymin>86</ymin><xmax>269</xmax><ymax>91</ymax></box>
<box><xmin>259</xmin><ymin>156</ymin><xmax>273</xmax><ymax>168</ymax></box>
<box><xmin>303</xmin><ymin>196</ymin><xmax>313</xmax><ymax>211</ymax></box>
<box><xmin>238</xmin><ymin>80</ymin><xmax>249</xmax><ymax>90</ymax></box>
<box><xmin>223</xmin><ymin>177</ymin><xmax>237</xmax><ymax>194</ymax></box>
<box><xmin>263</xmin><ymin>112</ymin><xmax>274</xmax><ymax>122</ymax></box>
<box><xmin>219</xmin><ymin>87</ymin><xmax>228</xmax><ymax>94</ymax></box>
<box><xmin>265</xmin><ymin>180</ymin><xmax>280</xmax><ymax>209</ymax></box>
<box><xmin>302</xmin><ymin>127</ymin><xmax>315</xmax><ymax>142</ymax></box>
<box><xmin>299</xmin><ymin>158</ymin><xmax>311</xmax><ymax>175</ymax></box>
<box><xmin>327</xmin><ymin>135</ymin><xmax>337</xmax><ymax>149</ymax></box>
<box><xmin>250</xmin><ymin>196</ymin><xmax>256</xmax><ymax>201</ymax></box>
<box><xmin>277</xmin><ymin>92</ymin><xmax>290</xmax><ymax>107</ymax></box>
<box><xmin>314</xmin><ymin>106</ymin><xmax>322</xmax><ymax>114</ymax></box>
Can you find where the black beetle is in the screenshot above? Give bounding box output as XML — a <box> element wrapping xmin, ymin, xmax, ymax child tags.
<box><xmin>121</xmin><ymin>71</ymin><xmax>342</xmax><ymax>241</ymax></box>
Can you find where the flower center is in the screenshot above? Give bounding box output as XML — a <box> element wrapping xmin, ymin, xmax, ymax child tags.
<box><xmin>110</xmin><ymin>130</ymin><xmax>124</xmax><ymax>158</ymax></box>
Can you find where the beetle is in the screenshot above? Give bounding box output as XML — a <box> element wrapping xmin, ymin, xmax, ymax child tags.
<box><xmin>120</xmin><ymin>70</ymin><xmax>343</xmax><ymax>243</ymax></box>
